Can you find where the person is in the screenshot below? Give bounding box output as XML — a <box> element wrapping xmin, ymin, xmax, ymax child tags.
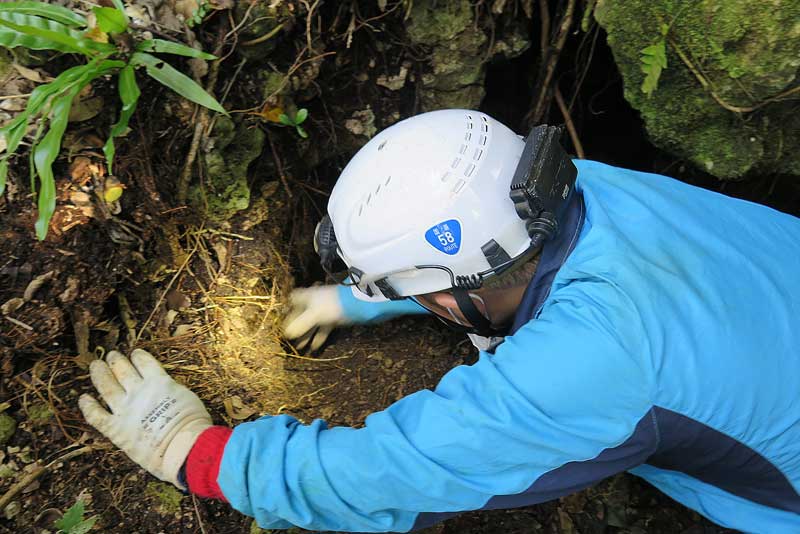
<box><xmin>79</xmin><ymin>110</ymin><xmax>800</xmax><ymax>533</ymax></box>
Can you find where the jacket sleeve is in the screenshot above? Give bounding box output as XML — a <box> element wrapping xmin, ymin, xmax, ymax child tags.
<box><xmin>217</xmin><ymin>283</ymin><xmax>655</xmax><ymax>532</ymax></box>
<box><xmin>337</xmin><ymin>285</ymin><xmax>430</xmax><ymax>324</ymax></box>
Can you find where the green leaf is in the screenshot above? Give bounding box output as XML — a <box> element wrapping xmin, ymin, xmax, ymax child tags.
<box><xmin>0</xmin><ymin>62</ymin><xmax>98</xmax><ymax>194</ymax></box>
<box><xmin>294</xmin><ymin>108</ymin><xmax>308</xmax><ymax>125</ymax></box>
<box><xmin>33</xmin><ymin>86</ymin><xmax>82</xmax><ymax>240</ymax></box>
<box><xmin>55</xmin><ymin>500</ymin><xmax>85</xmax><ymax>532</ymax></box>
<box><xmin>131</xmin><ymin>52</ymin><xmax>226</xmax><ymax>114</ymax></box>
<box><xmin>0</xmin><ymin>12</ymin><xmax>111</xmax><ymax>54</ymax></box>
<box><xmin>0</xmin><ymin>161</ymin><xmax>6</xmax><ymax>195</ymax></box>
<box><xmin>296</xmin><ymin>125</ymin><xmax>308</xmax><ymax>139</ymax></box>
<box><xmin>640</xmin><ymin>38</ymin><xmax>667</xmax><ymax>97</ymax></box>
<box><xmin>109</xmin><ymin>0</ymin><xmax>130</xmax><ymax>26</ymax></box>
<box><xmin>0</xmin><ymin>2</ymin><xmax>86</xmax><ymax>27</ymax></box>
<box><xmin>278</xmin><ymin>113</ymin><xmax>292</xmax><ymax>126</ymax></box>
<box><xmin>104</xmin><ymin>65</ymin><xmax>141</xmax><ymax>173</ymax></box>
<box><xmin>137</xmin><ymin>38</ymin><xmax>216</xmax><ymax>59</ymax></box>
<box><xmin>66</xmin><ymin>515</ymin><xmax>98</xmax><ymax>534</ymax></box>
<box><xmin>32</xmin><ymin>60</ymin><xmax>122</xmax><ymax>240</ymax></box>
<box><xmin>92</xmin><ymin>6</ymin><xmax>127</xmax><ymax>34</ymax></box>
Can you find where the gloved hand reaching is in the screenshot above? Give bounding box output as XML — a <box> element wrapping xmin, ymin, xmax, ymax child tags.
<box><xmin>282</xmin><ymin>285</ymin><xmax>350</xmax><ymax>351</ymax></box>
<box><xmin>79</xmin><ymin>349</ymin><xmax>212</xmax><ymax>489</ymax></box>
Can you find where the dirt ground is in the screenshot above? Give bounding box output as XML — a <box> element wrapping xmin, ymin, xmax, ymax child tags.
<box><xmin>1</xmin><ymin>2</ymin><xmax>796</xmax><ymax>533</ymax></box>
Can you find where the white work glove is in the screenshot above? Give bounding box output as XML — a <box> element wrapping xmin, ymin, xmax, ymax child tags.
<box><xmin>283</xmin><ymin>285</ymin><xmax>349</xmax><ymax>351</ymax></box>
<box><xmin>79</xmin><ymin>349</ymin><xmax>212</xmax><ymax>489</ymax></box>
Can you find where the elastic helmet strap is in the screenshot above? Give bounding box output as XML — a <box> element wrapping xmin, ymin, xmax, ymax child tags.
<box><xmin>451</xmin><ymin>287</ymin><xmax>494</xmax><ymax>336</ymax></box>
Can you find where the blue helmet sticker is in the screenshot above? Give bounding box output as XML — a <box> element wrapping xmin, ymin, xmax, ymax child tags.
<box><xmin>425</xmin><ymin>219</ymin><xmax>461</xmax><ymax>255</ymax></box>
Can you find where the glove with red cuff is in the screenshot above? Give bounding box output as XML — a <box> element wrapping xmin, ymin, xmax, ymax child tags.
<box><xmin>79</xmin><ymin>349</ymin><xmax>230</xmax><ymax>496</ymax></box>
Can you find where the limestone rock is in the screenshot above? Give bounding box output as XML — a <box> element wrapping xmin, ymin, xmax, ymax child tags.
<box><xmin>595</xmin><ymin>0</ymin><xmax>800</xmax><ymax>179</ymax></box>
<box><xmin>192</xmin><ymin>117</ymin><xmax>265</xmax><ymax>222</ymax></box>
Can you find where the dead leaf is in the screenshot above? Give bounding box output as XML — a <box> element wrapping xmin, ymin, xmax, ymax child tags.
<box><xmin>1</xmin><ymin>297</ymin><xmax>24</xmax><ymax>315</ymax></box>
<box><xmin>172</xmin><ymin>324</ymin><xmax>195</xmax><ymax>337</ymax></box>
<box><xmin>69</xmin><ymin>91</ymin><xmax>104</xmax><ymax>122</ymax></box>
<box><xmin>23</xmin><ymin>271</ymin><xmax>54</xmax><ymax>301</ymax></box>
<box><xmin>224</xmin><ymin>396</ymin><xmax>257</xmax><ymax>420</ymax></box>
<box><xmin>58</xmin><ymin>276</ymin><xmax>81</xmax><ymax>304</ymax></box>
<box><xmin>11</xmin><ymin>64</ymin><xmax>48</xmax><ymax>83</ymax></box>
<box><xmin>188</xmin><ymin>57</ymin><xmax>208</xmax><ymax>79</ymax></box>
<box><xmin>173</xmin><ymin>0</ymin><xmax>200</xmax><ymax>21</ymax></box>
<box><xmin>254</xmin><ymin>104</ymin><xmax>285</xmax><ymax>123</ymax></box>
<box><xmin>166</xmin><ymin>288</ymin><xmax>191</xmax><ymax>310</ymax></box>
<box><xmin>72</xmin><ymin>309</ymin><xmax>93</xmax><ymax>369</ymax></box>
<box><xmin>69</xmin><ymin>156</ymin><xmax>94</xmax><ymax>182</ymax></box>
<box><xmin>83</xmin><ymin>26</ymin><xmax>109</xmax><ymax>43</ymax></box>
<box><xmin>212</xmin><ymin>240</ymin><xmax>228</xmax><ymax>274</ymax></box>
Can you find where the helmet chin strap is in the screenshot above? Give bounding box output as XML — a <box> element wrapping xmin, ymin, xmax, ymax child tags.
<box><xmin>451</xmin><ymin>287</ymin><xmax>498</xmax><ymax>337</ymax></box>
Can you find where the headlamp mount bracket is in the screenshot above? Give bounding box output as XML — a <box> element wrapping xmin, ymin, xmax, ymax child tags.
<box><xmin>509</xmin><ymin>124</ymin><xmax>578</xmax><ymax>242</ymax></box>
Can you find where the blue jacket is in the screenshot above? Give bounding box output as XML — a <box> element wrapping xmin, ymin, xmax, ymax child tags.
<box><xmin>218</xmin><ymin>160</ymin><xmax>800</xmax><ymax>533</ymax></box>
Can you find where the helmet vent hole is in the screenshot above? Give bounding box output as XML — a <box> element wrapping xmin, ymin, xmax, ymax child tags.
<box><xmin>378</xmin><ymin>140</ymin><xmax>388</xmax><ymax>151</ymax></box>
<box><xmin>451</xmin><ymin>157</ymin><xmax>461</xmax><ymax>169</ymax></box>
<box><xmin>459</xmin><ymin>144</ymin><xmax>467</xmax><ymax>155</ymax></box>
<box><xmin>474</xmin><ymin>148</ymin><xmax>483</xmax><ymax>161</ymax></box>
<box><xmin>453</xmin><ymin>179</ymin><xmax>466</xmax><ymax>193</ymax></box>
<box><xmin>375</xmin><ymin>184</ymin><xmax>381</xmax><ymax>195</ymax></box>
<box><xmin>385</xmin><ymin>175</ymin><xmax>392</xmax><ymax>185</ymax></box>
<box><xmin>367</xmin><ymin>193</ymin><xmax>372</xmax><ymax>204</ymax></box>
<box><xmin>359</xmin><ymin>204</ymin><xmax>363</xmax><ymax>216</ymax></box>
<box><xmin>464</xmin><ymin>132</ymin><xmax>472</xmax><ymax>142</ymax></box>
<box><xmin>441</xmin><ymin>171</ymin><xmax>450</xmax><ymax>182</ymax></box>
<box><xmin>464</xmin><ymin>163</ymin><xmax>476</xmax><ymax>177</ymax></box>
<box><xmin>480</xmin><ymin>135</ymin><xmax>487</xmax><ymax>146</ymax></box>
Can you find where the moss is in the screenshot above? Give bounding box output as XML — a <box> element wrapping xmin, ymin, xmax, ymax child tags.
<box><xmin>595</xmin><ymin>0</ymin><xmax>800</xmax><ymax>179</ymax></box>
<box><xmin>27</xmin><ymin>403</ymin><xmax>52</xmax><ymax>427</ymax></box>
<box><xmin>191</xmin><ymin>117</ymin><xmax>265</xmax><ymax>222</ymax></box>
<box><xmin>145</xmin><ymin>481</ymin><xmax>183</xmax><ymax>514</ymax></box>
<box><xmin>0</xmin><ymin>413</ymin><xmax>15</xmax><ymax>446</ymax></box>
<box><xmin>407</xmin><ymin>0</ymin><xmax>488</xmax><ymax>110</ymax></box>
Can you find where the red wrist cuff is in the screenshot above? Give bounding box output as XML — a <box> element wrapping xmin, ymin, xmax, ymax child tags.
<box><xmin>185</xmin><ymin>426</ymin><xmax>232</xmax><ymax>501</ymax></box>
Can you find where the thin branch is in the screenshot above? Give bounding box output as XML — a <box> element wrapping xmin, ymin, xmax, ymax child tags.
<box><xmin>266</xmin><ymin>129</ymin><xmax>292</xmax><ymax>198</ymax></box>
<box><xmin>527</xmin><ymin>0</ymin><xmax>577</xmax><ymax>126</ymax></box>
<box><xmin>554</xmin><ymin>86</ymin><xmax>585</xmax><ymax>158</ymax></box>
<box><xmin>0</xmin><ymin>446</ymin><xmax>93</xmax><ymax>510</ymax></box>
<box><xmin>670</xmin><ymin>37</ymin><xmax>800</xmax><ymax>114</ymax></box>
<box><xmin>177</xmin><ymin>23</ymin><xmax>228</xmax><ymax>204</ymax></box>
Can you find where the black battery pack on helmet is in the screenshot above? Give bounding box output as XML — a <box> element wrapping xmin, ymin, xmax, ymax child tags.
<box><xmin>509</xmin><ymin>125</ymin><xmax>578</xmax><ymax>243</ymax></box>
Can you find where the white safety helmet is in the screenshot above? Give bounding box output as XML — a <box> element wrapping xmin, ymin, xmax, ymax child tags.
<box><xmin>315</xmin><ymin>109</ymin><xmax>575</xmax><ymax>302</ymax></box>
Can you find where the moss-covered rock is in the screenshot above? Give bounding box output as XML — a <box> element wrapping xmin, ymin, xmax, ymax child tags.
<box><xmin>406</xmin><ymin>0</ymin><xmax>489</xmax><ymax>110</ymax></box>
<box><xmin>0</xmin><ymin>413</ymin><xmax>15</xmax><ymax>446</ymax></box>
<box><xmin>191</xmin><ymin>117</ymin><xmax>265</xmax><ymax>222</ymax></box>
<box><xmin>595</xmin><ymin>0</ymin><xmax>800</xmax><ymax>179</ymax></box>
